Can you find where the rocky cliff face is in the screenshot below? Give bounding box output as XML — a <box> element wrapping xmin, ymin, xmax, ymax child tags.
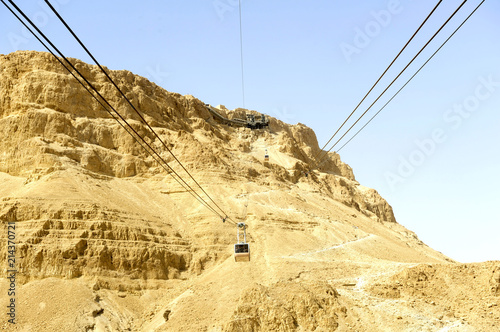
<box><xmin>1</xmin><ymin>51</ymin><xmax>497</xmax><ymax>332</ymax></box>
<box><xmin>0</xmin><ymin>51</ymin><xmax>394</xmax><ymax>218</ymax></box>
<box><xmin>0</xmin><ymin>51</ymin><xmax>397</xmax><ymax>282</ymax></box>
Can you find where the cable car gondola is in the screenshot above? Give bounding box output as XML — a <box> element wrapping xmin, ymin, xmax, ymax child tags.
<box><xmin>234</xmin><ymin>222</ymin><xmax>250</xmax><ymax>262</ymax></box>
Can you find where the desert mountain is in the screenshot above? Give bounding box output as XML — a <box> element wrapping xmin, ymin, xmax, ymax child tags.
<box><xmin>0</xmin><ymin>51</ymin><xmax>499</xmax><ymax>331</ymax></box>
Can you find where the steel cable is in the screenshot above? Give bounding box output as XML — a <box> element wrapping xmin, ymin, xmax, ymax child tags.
<box><xmin>2</xmin><ymin>0</ymin><xmax>236</xmax><ymax>224</ymax></box>
<box><xmin>313</xmin><ymin>0</ymin><xmax>470</xmax><ymax>171</ymax></box>
<box><xmin>43</xmin><ymin>0</ymin><xmax>233</xmax><ymax>222</ymax></box>
<box><xmin>310</xmin><ymin>0</ymin><xmax>444</xmax><ymax>166</ymax></box>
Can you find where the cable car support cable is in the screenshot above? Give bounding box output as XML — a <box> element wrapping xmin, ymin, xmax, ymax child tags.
<box><xmin>238</xmin><ymin>0</ymin><xmax>245</xmax><ymax>108</ymax></box>
<box><xmin>335</xmin><ymin>0</ymin><xmax>485</xmax><ymax>155</ymax></box>
<box><xmin>3</xmin><ymin>0</ymin><xmax>236</xmax><ymax>224</ymax></box>
<box><xmin>310</xmin><ymin>0</ymin><xmax>444</xmax><ymax>166</ymax></box>
<box><xmin>43</xmin><ymin>0</ymin><xmax>233</xmax><ymax>223</ymax></box>
<box><xmin>312</xmin><ymin>0</ymin><xmax>470</xmax><ymax>171</ymax></box>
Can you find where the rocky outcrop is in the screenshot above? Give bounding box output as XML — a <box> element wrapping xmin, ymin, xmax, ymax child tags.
<box><xmin>0</xmin><ymin>51</ymin><xmax>393</xmax><ymax>221</ymax></box>
<box><xmin>225</xmin><ymin>281</ymin><xmax>342</xmax><ymax>331</ymax></box>
<box><xmin>367</xmin><ymin>262</ymin><xmax>500</xmax><ymax>328</ymax></box>
<box><xmin>0</xmin><ymin>194</ymin><xmax>193</xmax><ymax>283</ymax></box>
<box><xmin>0</xmin><ymin>50</ymin><xmax>397</xmax><ymax>286</ymax></box>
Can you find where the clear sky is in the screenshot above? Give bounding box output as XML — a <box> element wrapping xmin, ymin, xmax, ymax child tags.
<box><xmin>1</xmin><ymin>0</ymin><xmax>499</xmax><ymax>263</ymax></box>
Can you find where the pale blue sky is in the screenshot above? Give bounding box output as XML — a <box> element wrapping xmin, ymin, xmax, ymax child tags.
<box><xmin>1</xmin><ymin>0</ymin><xmax>499</xmax><ymax>262</ymax></box>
